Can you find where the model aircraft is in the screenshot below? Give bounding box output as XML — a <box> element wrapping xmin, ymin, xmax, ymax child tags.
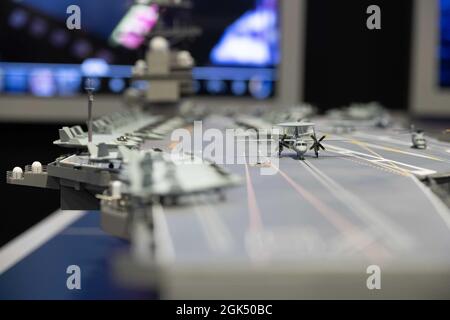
<box><xmin>395</xmin><ymin>125</ymin><xmax>428</xmax><ymax>150</ymax></box>
<box><xmin>409</xmin><ymin>125</ymin><xmax>427</xmax><ymax>149</ymax></box>
<box><xmin>275</xmin><ymin>122</ymin><xmax>327</xmax><ymax>159</ymax></box>
<box><xmin>239</xmin><ymin>122</ymin><xmax>331</xmax><ymax>160</ymax></box>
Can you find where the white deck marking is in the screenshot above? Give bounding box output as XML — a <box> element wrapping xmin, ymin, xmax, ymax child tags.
<box><xmin>353</xmin><ymin>132</ymin><xmax>450</xmax><ymax>161</ymax></box>
<box><xmin>325</xmin><ymin>144</ymin><xmax>437</xmax><ymax>176</ymax></box>
<box><xmin>0</xmin><ymin>210</ymin><xmax>86</xmax><ymax>275</ymax></box>
<box><xmin>153</xmin><ymin>203</ymin><xmax>176</xmax><ymax>263</ymax></box>
<box><xmin>324</xmin><ymin>145</ymin><xmax>407</xmax><ymax>176</ymax></box>
<box><xmin>369</xmin><ymin>159</ymin><xmax>437</xmax><ymax>176</ymax></box>
<box><xmin>353</xmin><ymin>132</ymin><xmax>412</xmax><ymax>147</ymax></box>
<box><xmin>243</xmin><ymin>163</ymin><xmax>269</xmax><ymax>261</ymax></box>
<box><xmin>358</xmin><ymin>141</ymin><xmax>445</xmax><ymax>162</ymax></box>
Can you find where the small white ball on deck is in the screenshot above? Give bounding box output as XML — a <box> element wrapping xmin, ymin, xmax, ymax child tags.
<box><xmin>133</xmin><ymin>59</ymin><xmax>147</xmax><ymax>75</ymax></box>
<box><xmin>150</xmin><ymin>36</ymin><xmax>169</xmax><ymax>52</ymax></box>
<box><xmin>12</xmin><ymin>167</ymin><xmax>23</xmax><ymax>179</ymax></box>
<box><xmin>31</xmin><ymin>161</ymin><xmax>43</xmax><ymax>173</ymax></box>
<box><xmin>177</xmin><ymin>51</ymin><xmax>194</xmax><ymax>68</ymax></box>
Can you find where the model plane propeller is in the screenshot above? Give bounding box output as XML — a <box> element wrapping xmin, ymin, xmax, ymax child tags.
<box><xmin>309</xmin><ymin>134</ymin><xmax>326</xmax><ymax>158</ymax></box>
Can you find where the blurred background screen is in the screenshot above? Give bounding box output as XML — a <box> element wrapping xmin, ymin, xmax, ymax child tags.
<box><xmin>0</xmin><ymin>0</ymin><xmax>279</xmax><ymax>99</ymax></box>
<box><xmin>441</xmin><ymin>0</ymin><xmax>450</xmax><ymax>88</ymax></box>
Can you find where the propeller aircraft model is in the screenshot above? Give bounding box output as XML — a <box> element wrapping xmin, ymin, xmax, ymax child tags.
<box><xmin>238</xmin><ymin>122</ymin><xmax>331</xmax><ymax>160</ymax></box>
<box><xmin>275</xmin><ymin>122</ymin><xmax>327</xmax><ymax>160</ymax></box>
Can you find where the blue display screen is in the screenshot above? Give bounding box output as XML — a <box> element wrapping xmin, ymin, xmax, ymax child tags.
<box><xmin>0</xmin><ymin>0</ymin><xmax>279</xmax><ymax>98</ymax></box>
<box><xmin>210</xmin><ymin>0</ymin><xmax>279</xmax><ymax>67</ymax></box>
<box><xmin>441</xmin><ymin>0</ymin><xmax>450</xmax><ymax>87</ymax></box>
<box><xmin>20</xmin><ymin>0</ymin><xmax>126</xmax><ymax>40</ymax></box>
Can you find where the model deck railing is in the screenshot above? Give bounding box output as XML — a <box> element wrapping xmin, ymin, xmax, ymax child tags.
<box><xmin>7</xmin><ymin>164</ymin><xmax>49</xmax><ymax>182</ymax></box>
<box><xmin>6</xmin><ymin>171</ymin><xmax>13</xmax><ymax>180</ymax></box>
<box><xmin>24</xmin><ymin>165</ymin><xmax>48</xmax><ymax>173</ymax></box>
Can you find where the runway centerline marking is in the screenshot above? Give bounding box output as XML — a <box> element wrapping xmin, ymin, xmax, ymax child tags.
<box><xmin>244</xmin><ymin>163</ymin><xmax>273</xmax><ymax>262</ymax></box>
<box><xmin>244</xmin><ymin>163</ymin><xmax>264</xmax><ymax>231</ymax></box>
<box><xmin>271</xmin><ymin>163</ymin><xmax>390</xmax><ymax>263</ymax></box>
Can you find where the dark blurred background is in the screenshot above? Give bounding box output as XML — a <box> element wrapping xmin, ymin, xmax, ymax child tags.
<box><xmin>304</xmin><ymin>0</ymin><xmax>413</xmax><ymax>111</ymax></box>
<box><xmin>0</xmin><ymin>124</ymin><xmax>63</xmax><ymax>245</ymax></box>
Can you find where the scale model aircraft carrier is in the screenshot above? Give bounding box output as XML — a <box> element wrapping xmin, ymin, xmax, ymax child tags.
<box><xmin>4</xmin><ymin>0</ymin><xmax>450</xmax><ymax>297</ymax></box>
<box><xmin>6</xmin><ymin>102</ymin><xmax>450</xmax><ymax>299</ymax></box>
